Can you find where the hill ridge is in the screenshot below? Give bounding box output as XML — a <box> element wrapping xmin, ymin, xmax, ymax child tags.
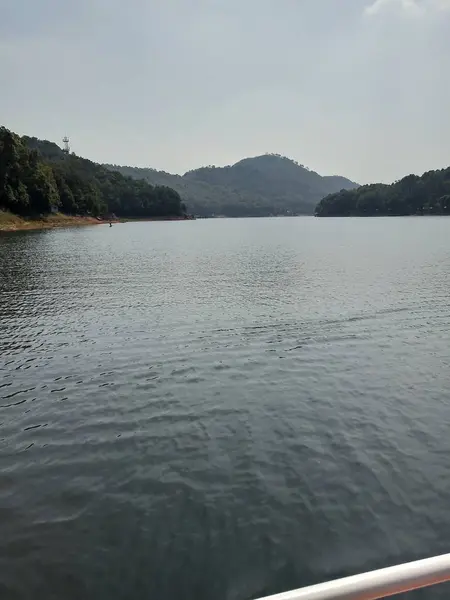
<box><xmin>105</xmin><ymin>154</ymin><xmax>358</xmax><ymax>217</ymax></box>
<box><xmin>0</xmin><ymin>128</ymin><xmax>184</xmax><ymax>220</ymax></box>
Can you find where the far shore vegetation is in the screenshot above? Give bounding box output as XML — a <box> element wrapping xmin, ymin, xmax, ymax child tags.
<box><xmin>0</xmin><ymin>126</ymin><xmax>187</xmax><ymax>228</ymax></box>
<box><xmin>3</xmin><ymin>125</ymin><xmax>450</xmax><ymax>225</ymax></box>
<box><xmin>315</xmin><ymin>169</ymin><xmax>450</xmax><ymax>217</ymax></box>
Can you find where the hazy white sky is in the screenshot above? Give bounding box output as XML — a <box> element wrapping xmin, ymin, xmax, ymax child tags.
<box><xmin>1</xmin><ymin>0</ymin><xmax>450</xmax><ymax>183</ymax></box>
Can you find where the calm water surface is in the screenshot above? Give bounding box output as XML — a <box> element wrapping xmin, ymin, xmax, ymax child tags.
<box><xmin>1</xmin><ymin>217</ymin><xmax>450</xmax><ymax>600</ymax></box>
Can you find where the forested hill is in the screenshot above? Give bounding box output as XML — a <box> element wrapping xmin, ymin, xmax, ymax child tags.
<box><xmin>105</xmin><ymin>154</ymin><xmax>358</xmax><ymax>217</ymax></box>
<box><xmin>0</xmin><ymin>127</ymin><xmax>184</xmax><ymax>219</ymax></box>
<box><xmin>315</xmin><ymin>167</ymin><xmax>450</xmax><ymax>217</ymax></box>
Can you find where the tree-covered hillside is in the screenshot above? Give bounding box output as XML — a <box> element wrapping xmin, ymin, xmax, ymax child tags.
<box><xmin>105</xmin><ymin>154</ymin><xmax>358</xmax><ymax>217</ymax></box>
<box><xmin>0</xmin><ymin>127</ymin><xmax>184</xmax><ymax>219</ymax></box>
<box><xmin>315</xmin><ymin>167</ymin><xmax>450</xmax><ymax>217</ymax></box>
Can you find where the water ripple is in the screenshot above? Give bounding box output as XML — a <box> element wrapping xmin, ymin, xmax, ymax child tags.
<box><xmin>1</xmin><ymin>218</ymin><xmax>450</xmax><ymax>599</ymax></box>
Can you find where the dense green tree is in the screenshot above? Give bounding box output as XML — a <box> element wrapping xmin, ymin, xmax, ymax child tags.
<box><xmin>0</xmin><ymin>127</ymin><xmax>185</xmax><ymax>219</ymax></box>
<box><xmin>315</xmin><ymin>167</ymin><xmax>450</xmax><ymax>217</ymax></box>
<box><xmin>25</xmin><ymin>153</ymin><xmax>60</xmax><ymax>213</ymax></box>
<box><xmin>0</xmin><ymin>128</ymin><xmax>31</xmax><ymax>214</ymax></box>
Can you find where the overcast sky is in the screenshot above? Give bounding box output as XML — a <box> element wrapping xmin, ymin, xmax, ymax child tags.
<box><xmin>1</xmin><ymin>0</ymin><xmax>449</xmax><ymax>183</ymax></box>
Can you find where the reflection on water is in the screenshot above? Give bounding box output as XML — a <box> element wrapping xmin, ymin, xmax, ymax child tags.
<box><xmin>1</xmin><ymin>217</ymin><xmax>450</xmax><ymax>600</ymax></box>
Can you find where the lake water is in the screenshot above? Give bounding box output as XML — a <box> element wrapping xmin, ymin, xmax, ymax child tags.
<box><xmin>1</xmin><ymin>217</ymin><xmax>450</xmax><ymax>600</ymax></box>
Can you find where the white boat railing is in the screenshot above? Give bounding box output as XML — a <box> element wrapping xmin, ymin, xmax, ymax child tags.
<box><xmin>254</xmin><ymin>553</ymin><xmax>450</xmax><ymax>600</ymax></box>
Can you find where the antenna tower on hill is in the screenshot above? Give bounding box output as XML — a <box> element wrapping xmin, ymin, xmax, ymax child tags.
<box><xmin>62</xmin><ymin>136</ymin><xmax>70</xmax><ymax>154</ymax></box>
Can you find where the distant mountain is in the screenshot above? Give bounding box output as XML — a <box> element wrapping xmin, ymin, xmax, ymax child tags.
<box><xmin>104</xmin><ymin>154</ymin><xmax>358</xmax><ymax>217</ymax></box>
<box><xmin>315</xmin><ymin>167</ymin><xmax>450</xmax><ymax>217</ymax></box>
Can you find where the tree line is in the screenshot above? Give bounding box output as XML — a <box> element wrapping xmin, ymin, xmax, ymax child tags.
<box><xmin>315</xmin><ymin>167</ymin><xmax>450</xmax><ymax>217</ymax></box>
<box><xmin>0</xmin><ymin>127</ymin><xmax>185</xmax><ymax>218</ymax></box>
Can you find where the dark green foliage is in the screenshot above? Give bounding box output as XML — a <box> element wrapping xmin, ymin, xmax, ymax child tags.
<box><xmin>315</xmin><ymin>168</ymin><xmax>450</xmax><ymax>217</ymax></box>
<box><xmin>0</xmin><ymin>127</ymin><xmax>184</xmax><ymax>219</ymax></box>
<box><xmin>105</xmin><ymin>153</ymin><xmax>358</xmax><ymax>217</ymax></box>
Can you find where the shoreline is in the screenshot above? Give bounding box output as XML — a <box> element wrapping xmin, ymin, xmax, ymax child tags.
<box><xmin>0</xmin><ymin>213</ymin><xmax>194</xmax><ymax>232</ymax></box>
<box><xmin>0</xmin><ymin>212</ymin><xmax>103</xmax><ymax>233</ymax></box>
